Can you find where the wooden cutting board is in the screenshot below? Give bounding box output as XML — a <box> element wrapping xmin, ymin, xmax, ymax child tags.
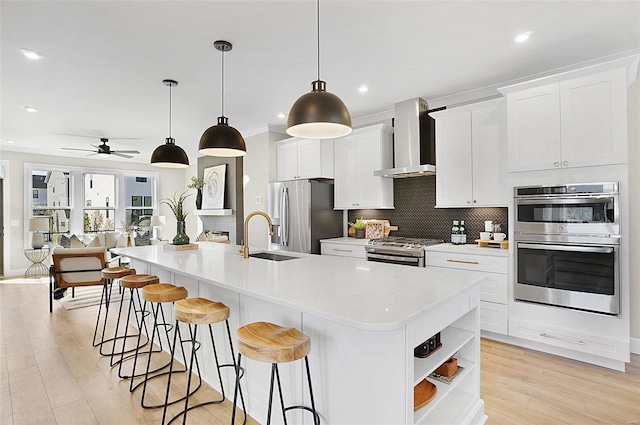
<box><xmin>414</xmin><ymin>379</ymin><xmax>437</xmax><ymax>411</ymax></box>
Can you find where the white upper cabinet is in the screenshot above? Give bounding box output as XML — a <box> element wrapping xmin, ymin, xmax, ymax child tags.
<box><xmin>276</xmin><ymin>138</ymin><xmax>334</xmax><ymax>181</ymax></box>
<box><xmin>499</xmin><ymin>59</ymin><xmax>635</xmax><ymax>172</ymax></box>
<box><xmin>431</xmin><ymin>98</ymin><xmax>507</xmax><ymax>208</ymax></box>
<box><xmin>334</xmin><ymin>124</ymin><xmax>394</xmax><ymax>209</ymax></box>
<box><xmin>504</xmin><ymin>84</ymin><xmax>561</xmax><ymax>172</ymax></box>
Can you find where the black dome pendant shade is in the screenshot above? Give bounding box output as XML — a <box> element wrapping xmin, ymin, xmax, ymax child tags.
<box><xmin>151</xmin><ymin>79</ymin><xmax>189</xmax><ymax>168</ymax></box>
<box><xmin>287</xmin><ymin>0</ymin><xmax>351</xmax><ymax>139</ymax></box>
<box><xmin>199</xmin><ymin>40</ymin><xmax>247</xmax><ymax>157</ymax></box>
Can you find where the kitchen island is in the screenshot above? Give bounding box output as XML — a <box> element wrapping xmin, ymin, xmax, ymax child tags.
<box><xmin>113</xmin><ymin>242</ymin><xmax>486</xmax><ymax>425</ymax></box>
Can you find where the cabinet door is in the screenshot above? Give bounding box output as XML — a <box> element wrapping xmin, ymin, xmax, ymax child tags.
<box><xmin>297</xmin><ymin>139</ymin><xmax>323</xmax><ymax>178</ymax></box>
<box><xmin>334</xmin><ymin>137</ymin><xmax>358</xmax><ymax>208</ymax></box>
<box><xmin>435</xmin><ymin>112</ymin><xmax>473</xmax><ymax>207</ymax></box>
<box><xmin>276</xmin><ymin>139</ymin><xmax>299</xmax><ymax>181</ymax></box>
<box><xmin>560</xmin><ymin>68</ymin><xmax>627</xmax><ymax>168</ymax></box>
<box><xmin>507</xmin><ymin>84</ymin><xmax>562</xmax><ymax>172</ymax></box>
<box><xmin>320</xmin><ymin>139</ymin><xmax>334</xmax><ymax>178</ymax></box>
<box><xmin>472</xmin><ymin>102</ymin><xmax>508</xmax><ymax>206</ymax></box>
<box><xmin>355</xmin><ymin>131</ymin><xmax>387</xmax><ymax>208</ymax></box>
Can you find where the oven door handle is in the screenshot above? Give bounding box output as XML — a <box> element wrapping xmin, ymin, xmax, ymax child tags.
<box><xmin>366</xmin><ymin>253</ymin><xmax>421</xmax><ymax>264</ymax></box>
<box><xmin>518</xmin><ymin>243</ymin><xmax>614</xmax><ymax>254</ymax></box>
<box><xmin>516</xmin><ymin>196</ymin><xmax>615</xmax><ymax>205</ymax></box>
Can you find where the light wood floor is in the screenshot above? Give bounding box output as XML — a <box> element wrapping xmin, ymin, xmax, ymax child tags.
<box><xmin>1</xmin><ymin>282</ymin><xmax>639</xmax><ymax>424</ymax></box>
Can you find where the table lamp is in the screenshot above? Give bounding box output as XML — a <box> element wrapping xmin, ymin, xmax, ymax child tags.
<box><xmin>151</xmin><ymin>215</ymin><xmax>166</xmax><ymax>240</ymax></box>
<box><xmin>29</xmin><ymin>216</ymin><xmax>49</xmax><ymax>249</ymax></box>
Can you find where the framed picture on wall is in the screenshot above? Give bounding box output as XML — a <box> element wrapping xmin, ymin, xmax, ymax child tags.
<box><xmin>202</xmin><ymin>164</ymin><xmax>226</xmax><ymax>209</ymax></box>
<box><xmin>143</xmin><ymin>196</ymin><xmax>152</xmax><ymax>207</ymax></box>
<box><xmin>132</xmin><ymin>196</ymin><xmax>142</xmax><ymax>207</ymax></box>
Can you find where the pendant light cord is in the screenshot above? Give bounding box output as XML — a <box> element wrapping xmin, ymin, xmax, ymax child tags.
<box><xmin>168</xmin><ymin>83</ymin><xmax>172</xmax><ymax>138</ymax></box>
<box><xmin>221</xmin><ymin>47</ymin><xmax>225</xmax><ymax>117</ymax></box>
<box><xmin>317</xmin><ymin>0</ymin><xmax>320</xmax><ymax>81</ymax></box>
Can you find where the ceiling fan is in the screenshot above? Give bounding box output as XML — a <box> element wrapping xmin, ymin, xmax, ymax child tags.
<box><xmin>61</xmin><ymin>137</ymin><xmax>141</xmax><ymax>159</ymax></box>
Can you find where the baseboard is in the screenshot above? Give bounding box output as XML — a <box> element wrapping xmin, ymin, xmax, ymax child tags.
<box><xmin>632</xmin><ymin>337</ymin><xmax>640</xmax><ymax>355</ymax></box>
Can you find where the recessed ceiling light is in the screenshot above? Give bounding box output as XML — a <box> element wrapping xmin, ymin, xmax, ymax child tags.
<box><xmin>277</xmin><ymin>113</ymin><xmax>286</xmax><ymax>119</ymax></box>
<box><xmin>20</xmin><ymin>48</ymin><xmax>44</xmax><ymax>60</ymax></box>
<box><xmin>24</xmin><ymin>106</ymin><xmax>39</xmax><ymax>113</ymax></box>
<box><xmin>515</xmin><ymin>33</ymin><xmax>530</xmax><ymax>43</ymax></box>
<box><xmin>358</xmin><ymin>85</ymin><xmax>369</xmax><ymax>93</ymax></box>
<box><xmin>6</xmin><ymin>140</ymin><xmax>16</xmax><ymax>144</ymax></box>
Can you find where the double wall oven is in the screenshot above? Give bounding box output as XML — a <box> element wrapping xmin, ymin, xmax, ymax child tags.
<box><xmin>514</xmin><ymin>183</ymin><xmax>620</xmax><ymax>316</ymax></box>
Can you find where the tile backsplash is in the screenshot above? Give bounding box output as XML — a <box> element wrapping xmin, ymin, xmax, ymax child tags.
<box><xmin>347</xmin><ymin>176</ymin><xmax>508</xmax><ymax>242</ymax></box>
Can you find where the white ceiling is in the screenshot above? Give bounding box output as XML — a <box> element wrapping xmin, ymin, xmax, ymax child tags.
<box><xmin>2</xmin><ymin>0</ymin><xmax>640</xmax><ymax>164</ymax></box>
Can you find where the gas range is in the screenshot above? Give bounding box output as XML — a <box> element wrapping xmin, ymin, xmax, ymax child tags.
<box><xmin>364</xmin><ymin>237</ymin><xmax>443</xmax><ymax>266</ymax></box>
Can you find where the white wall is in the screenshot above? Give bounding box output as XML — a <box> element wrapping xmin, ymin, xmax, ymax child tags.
<box><xmin>1</xmin><ymin>150</ymin><xmax>188</xmax><ymax>276</ymax></box>
<box><xmin>628</xmin><ymin>79</ymin><xmax>640</xmax><ymax>342</ymax></box>
<box><xmin>242</xmin><ymin>128</ymin><xmax>285</xmax><ymax>249</ymax></box>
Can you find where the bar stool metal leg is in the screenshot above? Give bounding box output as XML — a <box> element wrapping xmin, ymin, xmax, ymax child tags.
<box><xmin>232</xmin><ymin>322</ymin><xmax>320</xmax><ymax>425</ymax></box>
<box><xmin>137</xmin><ymin>301</ymin><xmax>195</xmax><ymax>408</ymax></box>
<box><xmin>114</xmin><ymin>287</ymin><xmax>154</xmax><ymax>377</ymax></box>
<box><xmin>162</xmin><ymin>297</ymin><xmax>246</xmax><ymax>425</ymax></box>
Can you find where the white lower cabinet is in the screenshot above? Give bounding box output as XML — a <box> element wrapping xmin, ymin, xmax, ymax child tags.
<box><xmin>425</xmin><ymin>246</ymin><xmax>509</xmax><ymax>335</ymax></box>
<box><xmin>509</xmin><ymin>318</ymin><xmax>628</xmax><ymax>362</ymax></box>
<box><xmin>320</xmin><ymin>241</ymin><xmax>366</xmax><ymax>259</ymax></box>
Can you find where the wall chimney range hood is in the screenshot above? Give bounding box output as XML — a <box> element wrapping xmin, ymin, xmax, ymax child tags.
<box><xmin>374</xmin><ymin>97</ymin><xmax>438</xmax><ymax>178</ymax></box>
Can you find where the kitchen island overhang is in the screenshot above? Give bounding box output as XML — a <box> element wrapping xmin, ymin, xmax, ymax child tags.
<box><xmin>112</xmin><ymin>243</ymin><xmax>487</xmax><ymax>425</ymax></box>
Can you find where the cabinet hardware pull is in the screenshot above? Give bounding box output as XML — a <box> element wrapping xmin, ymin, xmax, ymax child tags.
<box><xmin>563</xmin><ymin>161</ymin><xmax>568</xmax><ymax>166</ymax></box>
<box><xmin>539</xmin><ymin>332</ymin><xmax>585</xmax><ymax>345</ymax></box>
<box><xmin>466</xmin><ymin>200</ymin><xmax>471</xmax><ymax>204</ymax></box>
<box><xmin>473</xmin><ymin>200</ymin><xmax>477</xmax><ymax>203</ymax></box>
<box><xmin>446</xmin><ymin>259</ymin><xmax>479</xmax><ymax>265</ymax></box>
<box><xmin>553</xmin><ymin>162</ymin><xmax>560</xmax><ymax>167</ymax></box>
<box><xmin>333</xmin><ymin>248</ymin><xmax>352</xmax><ymax>252</ymax></box>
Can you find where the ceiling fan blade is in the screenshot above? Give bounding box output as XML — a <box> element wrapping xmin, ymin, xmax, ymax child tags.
<box><xmin>112</xmin><ymin>152</ymin><xmax>134</xmax><ymax>159</ymax></box>
<box><xmin>56</xmin><ymin>133</ymin><xmax>101</xmax><ymax>139</ymax></box>
<box><xmin>61</xmin><ymin>147</ymin><xmax>96</xmax><ymax>152</ymax></box>
<box><xmin>86</xmin><ymin>153</ymin><xmax>98</xmax><ymax>157</ymax></box>
<box><xmin>112</xmin><ymin>150</ymin><xmax>140</xmax><ymax>154</ymax></box>
<box><xmin>90</xmin><ymin>144</ymin><xmax>100</xmax><ymax>149</ymax></box>
<box><xmin>55</xmin><ymin>133</ymin><xmax>142</xmax><ymax>141</ymax></box>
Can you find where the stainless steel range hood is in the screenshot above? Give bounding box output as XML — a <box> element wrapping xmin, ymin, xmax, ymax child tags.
<box><xmin>374</xmin><ymin>97</ymin><xmax>437</xmax><ymax>178</ymax></box>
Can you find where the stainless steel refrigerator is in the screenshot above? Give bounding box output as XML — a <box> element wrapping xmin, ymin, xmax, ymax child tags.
<box><xmin>268</xmin><ymin>180</ymin><xmax>343</xmax><ymax>254</ymax></box>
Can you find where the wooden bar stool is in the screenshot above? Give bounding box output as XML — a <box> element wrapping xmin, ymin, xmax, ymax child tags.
<box><xmin>112</xmin><ymin>274</ymin><xmax>160</xmax><ymax>376</ymax></box>
<box><xmin>161</xmin><ymin>297</ymin><xmax>246</xmax><ymax>425</ymax></box>
<box><xmin>132</xmin><ymin>283</ymin><xmax>194</xmax><ymax>409</ymax></box>
<box><xmin>93</xmin><ymin>266</ymin><xmax>136</xmax><ymax>355</ymax></box>
<box><xmin>231</xmin><ymin>322</ymin><xmax>320</xmax><ymax>425</ymax></box>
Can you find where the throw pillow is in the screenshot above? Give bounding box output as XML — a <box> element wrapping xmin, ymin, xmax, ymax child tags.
<box><xmin>134</xmin><ymin>231</ymin><xmax>151</xmax><ymax>246</ymax></box>
<box><xmin>87</xmin><ymin>236</ymin><xmax>102</xmax><ymax>247</ymax></box>
<box><xmin>105</xmin><ymin>232</ymin><xmax>120</xmax><ymax>249</ymax></box>
<box><xmin>70</xmin><ymin>235</ymin><xmax>86</xmax><ymax>248</ymax></box>
<box><xmin>59</xmin><ymin>234</ymin><xmax>71</xmax><ymax>248</ymax></box>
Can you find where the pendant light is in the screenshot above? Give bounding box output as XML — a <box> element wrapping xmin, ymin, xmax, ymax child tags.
<box><xmin>287</xmin><ymin>0</ymin><xmax>351</xmax><ymax>139</ymax></box>
<box><xmin>151</xmin><ymin>79</ymin><xmax>190</xmax><ymax>168</ymax></box>
<box><xmin>199</xmin><ymin>40</ymin><xmax>247</xmax><ymax>157</ymax></box>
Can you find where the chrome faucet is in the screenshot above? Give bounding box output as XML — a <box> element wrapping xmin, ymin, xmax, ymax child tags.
<box><xmin>242</xmin><ymin>211</ymin><xmax>274</xmax><ymax>259</ymax></box>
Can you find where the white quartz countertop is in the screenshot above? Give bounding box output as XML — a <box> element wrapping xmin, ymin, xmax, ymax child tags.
<box><xmin>319</xmin><ymin>237</ymin><xmax>370</xmax><ymax>246</ymax></box>
<box><xmin>112</xmin><ymin>243</ymin><xmax>483</xmax><ymax>332</ymax></box>
<box><xmin>425</xmin><ymin>242</ymin><xmax>510</xmax><ymax>257</ymax></box>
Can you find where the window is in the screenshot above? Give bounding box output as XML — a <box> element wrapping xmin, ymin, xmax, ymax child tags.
<box><xmin>26</xmin><ymin>164</ymin><xmax>158</xmax><ymax>245</ymax></box>
<box><xmin>125</xmin><ymin>176</ymin><xmax>154</xmax><ymax>230</ymax></box>
<box><xmin>31</xmin><ymin>170</ymin><xmax>71</xmax><ymax>243</ymax></box>
<box><xmin>83</xmin><ymin>173</ymin><xmax>116</xmax><ymax>232</ymax></box>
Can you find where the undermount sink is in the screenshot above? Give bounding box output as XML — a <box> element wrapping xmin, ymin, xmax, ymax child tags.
<box><xmin>248</xmin><ymin>252</ymin><xmax>299</xmax><ymax>262</ymax></box>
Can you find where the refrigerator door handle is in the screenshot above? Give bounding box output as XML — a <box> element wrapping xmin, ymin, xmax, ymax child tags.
<box><xmin>281</xmin><ymin>187</ymin><xmax>289</xmax><ymax>247</ymax></box>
